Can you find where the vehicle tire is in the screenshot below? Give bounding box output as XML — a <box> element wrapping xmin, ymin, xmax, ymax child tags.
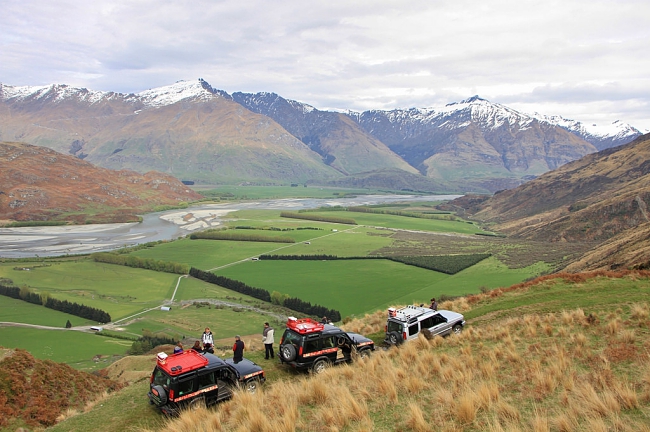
<box><xmin>188</xmin><ymin>396</ymin><xmax>205</xmax><ymax>411</ymax></box>
<box><xmin>280</xmin><ymin>344</ymin><xmax>297</xmax><ymax>361</ymax></box>
<box><xmin>150</xmin><ymin>385</ymin><xmax>167</xmax><ymax>406</ymax></box>
<box><xmin>452</xmin><ymin>324</ymin><xmax>463</xmax><ymax>335</ymax></box>
<box><xmin>310</xmin><ymin>358</ymin><xmax>330</xmax><ymax>374</ymax></box>
<box><xmin>358</xmin><ymin>349</ymin><xmax>371</xmax><ymax>360</ymax></box>
<box><xmin>388</xmin><ymin>331</ymin><xmax>403</xmax><ymax>345</ymax></box>
<box><xmin>243</xmin><ymin>378</ymin><xmax>260</xmax><ymax>393</ymax></box>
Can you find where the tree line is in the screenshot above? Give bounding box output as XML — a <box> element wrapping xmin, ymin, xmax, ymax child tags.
<box><xmin>258</xmin><ymin>253</ymin><xmax>491</xmax><ymax>274</ymax></box>
<box><xmin>280</xmin><ymin>211</ymin><xmax>357</xmax><ymax>225</ymax></box>
<box><xmin>189</xmin><ymin>268</ymin><xmax>341</xmax><ymax>322</ymax></box>
<box><xmin>189</xmin><ymin>231</ymin><xmax>295</xmax><ymax>243</ymax></box>
<box><xmin>0</xmin><ymin>284</ymin><xmax>111</xmax><ymax>323</ymax></box>
<box><xmin>91</xmin><ymin>252</ymin><xmax>189</xmax><ymax>275</ymax></box>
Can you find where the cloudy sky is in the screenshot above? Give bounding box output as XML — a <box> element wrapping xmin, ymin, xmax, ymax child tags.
<box><xmin>3</xmin><ymin>0</ymin><xmax>650</xmax><ymax>130</ymax></box>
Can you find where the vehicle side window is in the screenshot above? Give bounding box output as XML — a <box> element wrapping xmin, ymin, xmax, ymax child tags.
<box><xmin>431</xmin><ymin>314</ymin><xmax>447</xmax><ymax>326</ymax></box>
<box><xmin>420</xmin><ymin>317</ymin><xmax>435</xmax><ymax>329</ymax></box>
<box><xmin>198</xmin><ymin>371</ymin><xmax>215</xmax><ymax>389</ymax></box>
<box><xmin>304</xmin><ymin>337</ymin><xmax>320</xmax><ymax>353</ymax></box>
<box><xmin>408</xmin><ymin>323</ymin><xmax>419</xmax><ymax>336</ymax></box>
<box><xmin>177</xmin><ymin>377</ymin><xmax>196</xmax><ymax>396</ymax></box>
<box><xmin>322</xmin><ymin>336</ymin><xmax>336</xmax><ymax>348</ymax></box>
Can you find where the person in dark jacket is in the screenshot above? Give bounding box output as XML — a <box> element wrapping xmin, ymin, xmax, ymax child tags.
<box><xmin>232</xmin><ymin>335</ymin><xmax>245</xmax><ymax>363</ymax></box>
<box><xmin>430</xmin><ymin>298</ymin><xmax>438</xmax><ymax>311</ymax></box>
<box><xmin>191</xmin><ymin>340</ymin><xmax>202</xmax><ymax>352</ymax></box>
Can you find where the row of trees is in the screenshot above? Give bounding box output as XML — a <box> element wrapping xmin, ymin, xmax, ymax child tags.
<box><xmin>190</xmin><ymin>231</ymin><xmax>295</xmax><ymax>243</ymax></box>
<box><xmin>280</xmin><ymin>211</ymin><xmax>357</xmax><ymax>225</ymax></box>
<box><xmin>0</xmin><ymin>283</ymin><xmax>111</xmax><ymax>323</ymax></box>
<box><xmin>44</xmin><ymin>297</ymin><xmax>111</xmax><ymax>323</ymax></box>
<box><xmin>189</xmin><ymin>268</ymin><xmax>341</xmax><ymax>322</ymax></box>
<box><xmin>284</xmin><ymin>297</ymin><xmax>341</xmax><ymax>322</ymax></box>
<box><xmin>189</xmin><ymin>268</ymin><xmax>272</xmax><ymax>302</ymax></box>
<box><xmin>258</xmin><ymin>253</ymin><xmax>491</xmax><ymax>274</ymax></box>
<box><xmin>91</xmin><ymin>252</ymin><xmax>189</xmax><ymax>275</ymax></box>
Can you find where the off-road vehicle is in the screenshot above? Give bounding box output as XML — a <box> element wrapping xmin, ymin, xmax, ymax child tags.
<box><xmin>279</xmin><ymin>317</ymin><xmax>375</xmax><ymax>374</ymax></box>
<box><xmin>148</xmin><ymin>349</ymin><xmax>265</xmax><ymax>415</ymax></box>
<box><xmin>384</xmin><ymin>305</ymin><xmax>465</xmax><ymax>345</ymax></box>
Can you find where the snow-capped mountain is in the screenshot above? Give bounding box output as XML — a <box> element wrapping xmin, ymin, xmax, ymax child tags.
<box><xmin>533</xmin><ymin>113</ymin><xmax>642</xmax><ymax>151</ymax></box>
<box><xmin>0</xmin><ymin>79</ymin><xmax>644</xmax><ymax>193</ymax></box>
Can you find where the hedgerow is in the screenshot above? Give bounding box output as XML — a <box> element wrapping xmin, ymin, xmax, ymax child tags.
<box><xmin>91</xmin><ymin>252</ymin><xmax>189</xmax><ymax>274</ymax></box>
<box><xmin>280</xmin><ymin>211</ymin><xmax>356</xmax><ymax>225</ymax></box>
<box><xmin>189</xmin><ymin>231</ymin><xmax>295</xmax><ymax>243</ymax></box>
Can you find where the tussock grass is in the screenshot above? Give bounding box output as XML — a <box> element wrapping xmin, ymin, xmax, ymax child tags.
<box><xmin>139</xmin><ymin>272</ymin><xmax>650</xmax><ymax>432</ymax></box>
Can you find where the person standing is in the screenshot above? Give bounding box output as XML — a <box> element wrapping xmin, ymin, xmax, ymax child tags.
<box><xmin>201</xmin><ymin>327</ymin><xmax>214</xmax><ymax>352</ymax></box>
<box><xmin>262</xmin><ymin>322</ymin><xmax>275</xmax><ymax>360</ymax></box>
<box><xmin>233</xmin><ymin>335</ymin><xmax>245</xmax><ymax>363</ymax></box>
<box><xmin>430</xmin><ymin>298</ymin><xmax>438</xmax><ymax>311</ymax></box>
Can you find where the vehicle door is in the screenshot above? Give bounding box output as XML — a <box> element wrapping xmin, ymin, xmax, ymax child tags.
<box><xmin>428</xmin><ymin>313</ymin><xmax>449</xmax><ymax>336</ymax></box>
<box><xmin>175</xmin><ymin>374</ymin><xmax>197</xmax><ymax>403</ymax></box>
<box><xmin>406</xmin><ymin>321</ymin><xmax>420</xmax><ymax>342</ymax></box>
<box><xmin>197</xmin><ymin>370</ymin><xmax>218</xmax><ymax>406</ymax></box>
<box><xmin>303</xmin><ymin>333</ymin><xmax>327</xmax><ymax>362</ymax></box>
<box><xmin>216</xmin><ymin>367</ymin><xmax>238</xmax><ymax>401</ymax></box>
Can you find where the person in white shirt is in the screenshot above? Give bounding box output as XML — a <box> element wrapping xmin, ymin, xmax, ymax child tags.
<box><xmin>201</xmin><ymin>327</ymin><xmax>214</xmax><ymax>353</ymax></box>
<box><xmin>262</xmin><ymin>322</ymin><xmax>275</xmax><ymax>359</ymax></box>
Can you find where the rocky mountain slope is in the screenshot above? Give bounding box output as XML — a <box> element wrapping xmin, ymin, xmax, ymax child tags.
<box><xmin>449</xmin><ymin>133</ymin><xmax>650</xmax><ymax>271</ymax></box>
<box><xmin>0</xmin><ymin>80</ymin><xmax>642</xmax><ymax>192</ymax></box>
<box><xmin>0</xmin><ymin>141</ymin><xmax>202</xmax><ymax>223</ymax></box>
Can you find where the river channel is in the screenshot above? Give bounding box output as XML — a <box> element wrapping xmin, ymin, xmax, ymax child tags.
<box><xmin>0</xmin><ymin>194</ymin><xmax>460</xmax><ymax>259</ymax></box>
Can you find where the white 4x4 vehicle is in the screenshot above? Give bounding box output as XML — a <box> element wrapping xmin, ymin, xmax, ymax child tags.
<box><xmin>384</xmin><ymin>305</ymin><xmax>465</xmax><ymax>345</ymax></box>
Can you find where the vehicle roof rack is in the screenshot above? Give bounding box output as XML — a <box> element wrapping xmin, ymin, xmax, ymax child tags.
<box><xmin>156</xmin><ymin>349</ymin><xmax>209</xmax><ymax>375</ymax></box>
<box><xmin>387</xmin><ymin>305</ymin><xmax>432</xmax><ymax>322</ymax></box>
<box><xmin>286</xmin><ymin>316</ymin><xmax>324</xmax><ymax>334</ymax></box>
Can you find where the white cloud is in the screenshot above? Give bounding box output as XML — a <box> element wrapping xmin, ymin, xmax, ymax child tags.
<box><xmin>2</xmin><ymin>0</ymin><xmax>650</xmax><ymax>129</ymax></box>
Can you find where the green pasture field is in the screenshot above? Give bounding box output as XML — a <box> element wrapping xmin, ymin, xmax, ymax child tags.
<box><xmin>0</xmin><ymin>261</ymin><xmax>178</xmax><ymax>321</ymax></box>
<box><xmin>0</xmin><ymin>327</ymin><xmax>132</xmax><ymax>369</ymax></box>
<box><xmin>130</xmin><ymin>225</ymin><xmax>392</xmax><ymax>269</ymax></box>
<box><xmin>0</xmin><ymin>295</ymin><xmax>93</xmax><ymax>327</ymax></box>
<box><xmin>289</xmin><ymin>209</ymin><xmax>486</xmax><ymax>234</ymax></box>
<box><xmin>214</xmin><ymin>257</ymin><xmax>547</xmax><ymax>319</ymax></box>
<box><xmin>193</xmin><ymin>185</ymin><xmax>385</xmax><ymax>199</ymax></box>
<box><xmin>215</xmin><ymin>259</ymin><xmax>448</xmax><ymax>318</ymax></box>
<box><xmin>390</xmin><ymin>257</ymin><xmax>551</xmax><ymax>306</ymax></box>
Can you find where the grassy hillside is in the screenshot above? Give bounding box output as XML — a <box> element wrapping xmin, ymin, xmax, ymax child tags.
<box><xmin>40</xmin><ymin>270</ymin><xmax>650</xmax><ymax>432</ymax></box>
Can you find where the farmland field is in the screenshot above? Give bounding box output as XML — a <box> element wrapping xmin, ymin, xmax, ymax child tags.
<box><xmin>0</xmin><ymin>198</ymin><xmax>555</xmax><ymax>367</ymax></box>
<box><xmin>0</xmin><ymin>261</ymin><xmax>178</xmax><ymax>320</ymax></box>
<box><xmin>213</xmin><ymin>256</ymin><xmax>546</xmax><ymax>318</ymax></box>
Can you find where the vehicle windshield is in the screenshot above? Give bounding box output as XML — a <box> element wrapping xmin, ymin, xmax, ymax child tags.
<box><xmin>386</xmin><ymin>321</ymin><xmax>402</xmax><ymax>333</ymax></box>
<box><xmin>152</xmin><ymin>367</ymin><xmax>171</xmax><ymax>387</ymax></box>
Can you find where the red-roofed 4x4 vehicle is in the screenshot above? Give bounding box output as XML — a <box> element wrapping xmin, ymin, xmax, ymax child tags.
<box><xmin>279</xmin><ymin>317</ymin><xmax>375</xmax><ymax>374</ymax></box>
<box><xmin>148</xmin><ymin>350</ymin><xmax>265</xmax><ymax>415</ymax></box>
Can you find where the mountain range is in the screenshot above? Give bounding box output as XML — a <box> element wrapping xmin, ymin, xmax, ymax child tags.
<box><xmin>0</xmin><ymin>79</ymin><xmax>642</xmax><ymax>193</ymax></box>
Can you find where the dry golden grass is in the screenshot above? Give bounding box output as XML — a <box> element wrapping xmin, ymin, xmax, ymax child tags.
<box><xmin>143</xmin><ymin>301</ymin><xmax>650</xmax><ymax>432</ymax></box>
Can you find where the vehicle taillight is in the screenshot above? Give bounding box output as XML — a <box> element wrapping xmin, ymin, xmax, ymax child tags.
<box><xmin>402</xmin><ymin>331</ymin><xmax>407</xmax><ymax>341</ymax></box>
<box><xmin>299</xmin><ymin>346</ymin><xmax>303</xmax><ymax>356</ymax></box>
<box><xmin>169</xmin><ymin>389</ymin><xmax>174</xmax><ymax>400</ymax></box>
<box><xmin>384</xmin><ymin>325</ymin><xmax>387</xmax><ymax>332</ymax></box>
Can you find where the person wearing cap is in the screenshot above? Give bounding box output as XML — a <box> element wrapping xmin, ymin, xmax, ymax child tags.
<box><xmin>232</xmin><ymin>335</ymin><xmax>245</xmax><ymax>363</ymax></box>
